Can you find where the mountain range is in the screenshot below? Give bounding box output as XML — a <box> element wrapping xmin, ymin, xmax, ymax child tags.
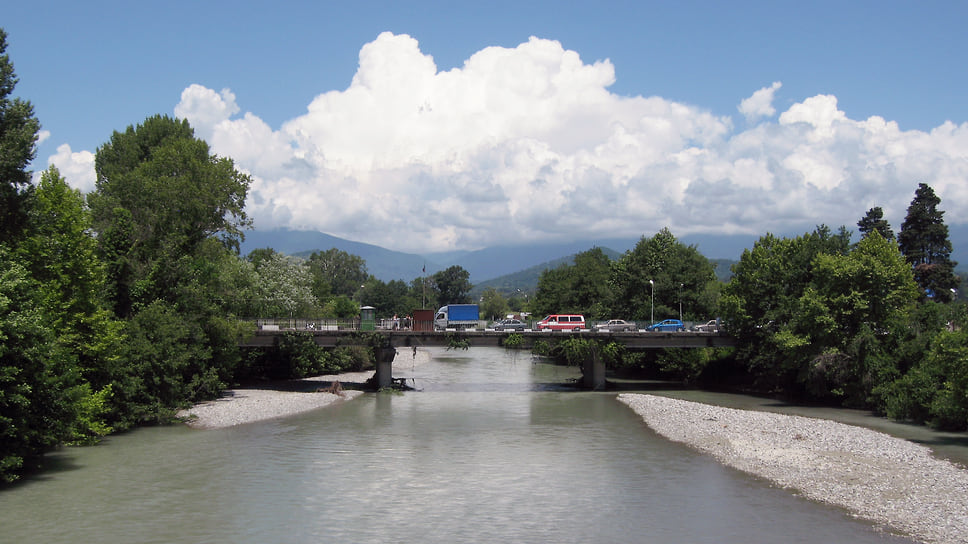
<box><xmin>238</xmin><ymin>228</ymin><xmax>771</xmax><ymax>284</ymax></box>
<box><xmin>240</xmin><ymin>226</ymin><xmax>968</xmax><ymax>285</ymax></box>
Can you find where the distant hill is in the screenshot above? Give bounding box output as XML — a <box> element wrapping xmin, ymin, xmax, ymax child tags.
<box><xmin>239</xmin><ymin>226</ymin><xmax>967</xmax><ymax>287</ymax></box>
<box><xmin>241</xmin><ymin>228</ymin><xmax>442</xmax><ymax>282</ymax></box>
<box><xmin>470</xmin><ymin>248</ymin><xmax>624</xmax><ymax>298</ymax></box>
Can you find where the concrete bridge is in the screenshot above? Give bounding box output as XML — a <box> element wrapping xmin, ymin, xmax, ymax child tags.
<box><xmin>242</xmin><ymin>328</ymin><xmax>735</xmax><ymax>390</ymax></box>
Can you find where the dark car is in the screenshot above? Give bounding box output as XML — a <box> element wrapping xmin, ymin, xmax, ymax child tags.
<box><xmin>594</xmin><ymin>319</ymin><xmax>637</xmax><ymax>332</ymax></box>
<box><xmin>646</xmin><ymin>319</ymin><xmax>685</xmax><ymax>332</ymax></box>
<box><xmin>492</xmin><ymin>318</ymin><xmax>527</xmax><ymax>331</ymax></box>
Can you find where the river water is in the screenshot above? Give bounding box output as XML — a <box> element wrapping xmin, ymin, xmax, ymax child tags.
<box><xmin>0</xmin><ymin>347</ymin><xmax>924</xmax><ymax>543</ymax></box>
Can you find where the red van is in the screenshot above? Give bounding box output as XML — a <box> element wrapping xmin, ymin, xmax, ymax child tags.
<box><xmin>536</xmin><ymin>314</ymin><xmax>586</xmax><ymax>331</ymax></box>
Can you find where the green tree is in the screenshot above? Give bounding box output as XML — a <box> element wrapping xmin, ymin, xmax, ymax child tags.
<box><xmin>305</xmin><ymin>248</ymin><xmax>368</xmax><ymax>300</ymax></box>
<box><xmin>479</xmin><ymin>288</ymin><xmax>509</xmax><ymax>321</ymax></box>
<box><xmin>18</xmin><ymin>166</ymin><xmax>121</xmax><ymax>437</ymax></box>
<box><xmin>0</xmin><ymin>250</ymin><xmax>86</xmax><ymax>481</ymax></box>
<box><xmin>897</xmin><ymin>183</ymin><xmax>959</xmax><ymax>302</ymax></box>
<box><xmin>720</xmin><ymin>226</ymin><xmax>851</xmax><ymax>393</ymax></box>
<box><xmin>88</xmin><ymin>115</ymin><xmax>251</xmax><ymax>316</ymax></box>
<box><xmin>432</xmin><ymin>265</ymin><xmax>472</xmax><ymax>307</ymax></box>
<box><xmin>857</xmin><ymin>207</ymin><xmax>894</xmax><ymax>241</ymax></box>
<box><xmin>610</xmin><ymin>229</ymin><xmax>718</xmax><ymax>323</ymax></box>
<box><xmin>794</xmin><ymin>232</ymin><xmax>919</xmax><ymax>404</ymax></box>
<box><xmin>0</xmin><ymin>28</ymin><xmax>40</xmax><ymax>244</ymax></box>
<box><xmin>532</xmin><ymin>247</ymin><xmax>613</xmax><ymax>319</ymax></box>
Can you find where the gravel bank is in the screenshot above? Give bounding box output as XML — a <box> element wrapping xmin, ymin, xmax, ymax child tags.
<box><xmin>177</xmin><ymin>348</ymin><xmax>431</xmax><ymax>429</ymax></box>
<box><xmin>618</xmin><ymin>393</ymin><xmax>968</xmax><ymax>544</ymax></box>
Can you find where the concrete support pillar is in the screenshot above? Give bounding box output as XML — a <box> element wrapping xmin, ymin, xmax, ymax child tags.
<box><xmin>373</xmin><ymin>347</ymin><xmax>397</xmax><ymax>389</ymax></box>
<box><xmin>581</xmin><ymin>344</ymin><xmax>606</xmax><ymax>390</ymax></box>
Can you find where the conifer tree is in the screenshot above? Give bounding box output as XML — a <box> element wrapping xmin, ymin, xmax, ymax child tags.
<box><xmin>857</xmin><ymin>206</ymin><xmax>894</xmax><ymax>241</ymax></box>
<box><xmin>897</xmin><ymin>183</ymin><xmax>959</xmax><ymax>302</ymax></box>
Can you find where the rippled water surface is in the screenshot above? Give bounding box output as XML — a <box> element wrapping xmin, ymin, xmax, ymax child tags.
<box><xmin>0</xmin><ymin>347</ymin><xmax>918</xmax><ymax>543</ymax></box>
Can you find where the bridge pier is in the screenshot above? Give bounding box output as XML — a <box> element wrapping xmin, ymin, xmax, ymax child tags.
<box><xmin>581</xmin><ymin>345</ymin><xmax>606</xmax><ymax>390</ymax></box>
<box><xmin>373</xmin><ymin>347</ymin><xmax>397</xmax><ymax>389</ymax></box>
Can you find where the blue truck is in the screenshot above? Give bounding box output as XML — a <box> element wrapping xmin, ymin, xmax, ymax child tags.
<box><xmin>434</xmin><ymin>304</ymin><xmax>480</xmax><ymax>330</ymax></box>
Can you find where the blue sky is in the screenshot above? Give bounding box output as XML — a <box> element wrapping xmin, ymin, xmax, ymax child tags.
<box><xmin>6</xmin><ymin>1</ymin><xmax>968</xmax><ymax>253</ymax></box>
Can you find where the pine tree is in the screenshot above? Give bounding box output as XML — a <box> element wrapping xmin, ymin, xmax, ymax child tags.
<box><xmin>857</xmin><ymin>207</ymin><xmax>894</xmax><ymax>240</ymax></box>
<box><xmin>897</xmin><ymin>183</ymin><xmax>959</xmax><ymax>302</ymax></box>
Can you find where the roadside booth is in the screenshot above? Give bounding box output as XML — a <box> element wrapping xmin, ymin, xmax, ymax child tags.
<box><xmin>360</xmin><ymin>306</ymin><xmax>376</xmax><ymax>331</ymax></box>
<box><xmin>412</xmin><ymin>309</ymin><xmax>434</xmax><ymax>331</ymax></box>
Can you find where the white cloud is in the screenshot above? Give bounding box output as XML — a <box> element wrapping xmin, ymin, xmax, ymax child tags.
<box><xmin>739</xmin><ymin>81</ymin><xmax>782</xmax><ymax>122</ymax></box>
<box><xmin>46</xmin><ymin>144</ymin><xmax>96</xmax><ymax>193</ymax></box>
<box><xmin>46</xmin><ymin>33</ymin><xmax>968</xmax><ymax>254</ymax></box>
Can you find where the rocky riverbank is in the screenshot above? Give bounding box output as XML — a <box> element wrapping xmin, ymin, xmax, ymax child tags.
<box><xmin>177</xmin><ymin>347</ymin><xmax>432</xmax><ymax>429</ymax></box>
<box><xmin>618</xmin><ymin>393</ymin><xmax>968</xmax><ymax>544</ymax></box>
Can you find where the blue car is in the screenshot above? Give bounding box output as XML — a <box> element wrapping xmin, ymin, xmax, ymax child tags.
<box><xmin>647</xmin><ymin>319</ymin><xmax>685</xmax><ymax>332</ymax></box>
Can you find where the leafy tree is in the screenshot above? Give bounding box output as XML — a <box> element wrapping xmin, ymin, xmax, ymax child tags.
<box><xmin>897</xmin><ymin>183</ymin><xmax>959</xmax><ymax>302</ymax></box>
<box><xmin>0</xmin><ymin>28</ymin><xmax>40</xmax><ymax>244</ymax></box>
<box><xmin>610</xmin><ymin>229</ymin><xmax>718</xmax><ymax>323</ymax></box>
<box><xmin>362</xmin><ymin>277</ymin><xmax>415</xmax><ymax>318</ymax></box>
<box><xmin>20</xmin><ymin>167</ymin><xmax>123</xmax><ymax>386</ymax></box>
<box><xmin>88</xmin><ymin>115</ymin><xmax>251</xmax><ymax>316</ymax></box>
<box><xmin>431</xmin><ymin>265</ymin><xmax>472</xmax><ymax>307</ymax></box>
<box><xmin>0</xmin><ymin>250</ymin><xmax>85</xmax><ymax>481</ymax></box>
<box><xmin>793</xmin><ymin>232</ymin><xmax>919</xmax><ymax>404</ymax></box>
<box><xmin>857</xmin><ymin>207</ymin><xmax>894</xmax><ymax>241</ymax></box>
<box><xmin>305</xmin><ymin>248</ymin><xmax>368</xmax><ymax>300</ymax></box>
<box><xmin>720</xmin><ymin>226</ymin><xmax>852</xmax><ymax>393</ymax></box>
<box><xmin>251</xmin><ymin>251</ymin><xmax>317</xmax><ymax>318</ymax></box>
<box><xmin>532</xmin><ymin>247</ymin><xmax>613</xmax><ymax>319</ymax></box>
<box><xmin>479</xmin><ymin>288</ymin><xmax>509</xmax><ymax>321</ymax></box>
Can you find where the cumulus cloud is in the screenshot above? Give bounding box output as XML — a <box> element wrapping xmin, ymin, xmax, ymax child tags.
<box><xmin>71</xmin><ymin>32</ymin><xmax>968</xmax><ymax>253</ymax></box>
<box><xmin>739</xmin><ymin>81</ymin><xmax>782</xmax><ymax>122</ymax></box>
<box><xmin>46</xmin><ymin>144</ymin><xmax>96</xmax><ymax>193</ymax></box>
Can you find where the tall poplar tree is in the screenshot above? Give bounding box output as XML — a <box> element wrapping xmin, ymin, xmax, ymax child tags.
<box><xmin>897</xmin><ymin>183</ymin><xmax>959</xmax><ymax>302</ymax></box>
<box><xmin>0</xmin><ymin>28</ymin><xmax>40</xmax><ymax>244</ymax></box>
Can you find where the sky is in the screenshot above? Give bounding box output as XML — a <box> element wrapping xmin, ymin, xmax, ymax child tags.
<box><xmin>6</xmin><ymin>1</ymin><xmax>968</xmax><ymax>254</ymax></box>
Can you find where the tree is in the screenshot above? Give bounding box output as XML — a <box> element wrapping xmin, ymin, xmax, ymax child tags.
<box><xmin>0</xmin><ymin>28</ymin><xmax>41</xmax><ymax>244</ymax></box>
<box><xmin>431</xmin><ymin>265</ymin><xmax>472</xmax><ymax>307</ymax></box>
<box><xmin>18</xmin><ymin>166</ymin><xmax>121</xmax><ymax>431</ymax></box>
<box><xmin>720</xmin><ymin>226</ymin><xmax>852</xmax><ymax>392</ymax></box>
<box><xmin>305</xmin><ymin>248</ymin><xmax>368</xmax><ymax>300</ymax></box>
<box><xmin>610</xmin><ymin>229</ymin><xmax>718</xmax><ymax>323</ymax></box>
<box><xmin>532</xmin><ymin>247</ymin><xmax>613</xmax><ymax>319</ymax></box>
<box><xmin>857</xmin><ymin>207</ymin><xmax>894</xmax><ymax>241</ymax></box>
<box><xmin>479</xmin><ymin>288</ymin><xmax>509</xmax><ymax>321</ymax></box>
<box><xmin>897</xmin><ymin>183</ymin><xmax>959</xmax><ymax>302</ymax></box>
<box><xmin>0</xmin><ymin>249</ymin><xmax>87</xmax><ymax>481</ymax></box>
<box><xmin>88</xmin><ymin>115</ymin><xmax>251</xmax><ymax>316</ymax></box>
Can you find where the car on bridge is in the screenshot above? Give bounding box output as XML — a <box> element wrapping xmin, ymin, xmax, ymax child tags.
<box><xmin>647</xmin><ymin>319</ymin><xmax>685</xmax><ymax>332</ymax></box>
<box><xmin>594</xmin><ymin>319</ymin><xmax>637</xmax><ymax>332</ymax></box>
<box><xmin>692</xmin><ymin>319</ymin><xmax>720</xmax><ymax>332</ymax></box>
<box><xmin>491</xmin><ymin>318</ymin><xmax>527</xmax><ymax>331</ymax></box>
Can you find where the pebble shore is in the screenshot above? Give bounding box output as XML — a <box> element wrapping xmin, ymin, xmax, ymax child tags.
<box><xmin>618</xmin><ymin>393</ymin><xmax>968</xmax><ymax>544</ymax></box>
<box><xmin>176</xmin><ymin>348</ymin><xmax>432</xmax><ymax>429</ymax></box>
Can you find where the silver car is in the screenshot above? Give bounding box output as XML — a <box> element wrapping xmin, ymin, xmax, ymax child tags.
<box><xmin>594</xmin><ymin>319</ymin><xmax>637</xmax><ymax>332</ymax></box>
<box><xmin>492</xmin><ymin>318</ymin><xmax>527</xmax><ymax>331</ymax></box>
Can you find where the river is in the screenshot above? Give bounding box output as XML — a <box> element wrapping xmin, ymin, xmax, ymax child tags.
<box><xmin>0</xmin><ymin>347</ymin><xmax>926</xmax><ymax>543</ymax></box>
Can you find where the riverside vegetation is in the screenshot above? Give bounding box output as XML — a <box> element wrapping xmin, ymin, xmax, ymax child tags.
<box><xmin>1</xmin><ymin>27</ymin><xmax>966</xmax><ymax>484</ymax></box>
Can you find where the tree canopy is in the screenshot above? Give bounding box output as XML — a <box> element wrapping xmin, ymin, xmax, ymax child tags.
<box><xmin>0</xmin><ymin>28</ymin><xmax>40</xmax><ymax>244</ymax></box>
<box><xmin>897</xmin><ymin>183</ymin><xmax>959</xmax><ymax>302</ymax></box>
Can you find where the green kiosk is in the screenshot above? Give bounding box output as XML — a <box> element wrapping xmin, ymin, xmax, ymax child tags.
<box><xmin>360</xmin><ymin>306</ymin><xmax>376</xmax><ymax>331</ymax></box>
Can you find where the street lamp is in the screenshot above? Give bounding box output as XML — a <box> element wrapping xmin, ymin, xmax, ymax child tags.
<box><xmin>679</xmin><ymin>283</ymin><xmax>683</xmax><ymax>322</ymax></box>
<box><xmin>649</xmin><ymin>279</ymin><xmax>654</xmax><ymax>324</ymax></box>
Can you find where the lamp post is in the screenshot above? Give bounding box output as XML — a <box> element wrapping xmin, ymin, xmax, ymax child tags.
<box><xmin>648</xmin><ymin>279</ymin><xmax>654</xmax><ymax>324</ymax></box>
<box><xmin>679</xmin><ymin>283</ymin><xmax>683</xmax><ymax>322</ymax></box>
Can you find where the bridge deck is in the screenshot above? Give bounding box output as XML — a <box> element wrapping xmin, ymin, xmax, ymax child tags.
<box><xmin>242</xmin><ymin>329</ymin><xmax>735</xmax><ymax>349</ymax></box>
